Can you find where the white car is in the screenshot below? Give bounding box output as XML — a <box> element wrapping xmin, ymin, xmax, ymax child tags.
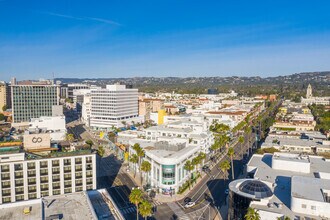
<box><xmin>184</xmin><ymin>201</ymin><xmax>195</xmax><ymax>208</ymax></box>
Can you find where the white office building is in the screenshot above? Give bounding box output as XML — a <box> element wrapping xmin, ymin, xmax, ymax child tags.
<box><xmin>228</xmin><ymin>152</ymin><xmax>330</xmax><ymax>220</ymax></box>
<box><xmin>90</xmin><ymin>84</ymin><xmax>143</xmax><ymax>129</ymax></box>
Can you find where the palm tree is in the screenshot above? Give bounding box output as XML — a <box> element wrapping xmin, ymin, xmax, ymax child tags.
<box><xmin>192</xmin><ymin>157</ymin><xmax>200</xmax><ymax>174</ymax></box>
<box><xmin>198</xmin><ymin>152</ymin><xmax>206</xmax><ymax>166</ymax></box>
<box><xmin>244</xmin><ymin>207</ymin><xmax>260</xmax><ymax>220</ymax></box>
<box><xmin>238</xmin><ymin>136</ymin><xmax>245</xmax><ymax>157</ymax></box>
<box><xmin>227</xmin><ymin>147</ymin><xmax>235</xmax><ymax>179</ymax></box>
<box><xmin>130</xmin><ymin>154</ymin><xmax>139</xmax><ymax>177</ymax></box>
<box><xmin>129</xmin><ymin>188</ymin><xmax>143</xmax><ymax>220</ymax></box>
<box><xmin>139</xmin><ymin>200</ymin><xmax>153</xmax><ymax>220</ymax></box>
<box><xmin>140</xmin><ymin>160</ymin><xmax>151</xmax><ymax>185</ymax></box>
<box><xmin>133</xmin><ymin>143</ymin><xmax>145</xmax><ymax>172</ymax></box>
<box><xmin>184</xmin><ymin>160</ymin><xmax>194</xmax><ymax>188</ymax></box>
<box><xmin>219</xmin><ymin>160</ymin><xmax>231</xmax><ymax>183</ymax></box>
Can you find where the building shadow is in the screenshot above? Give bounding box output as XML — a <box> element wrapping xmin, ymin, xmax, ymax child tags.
<box><xmin>273</xmin><ymin>175</ymin><xmax>291</xmax><ymax>208</ymax></box>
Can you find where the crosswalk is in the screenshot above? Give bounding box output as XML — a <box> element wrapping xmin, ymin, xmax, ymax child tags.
<box><xmin>120</xmin><ymin>201</ymin><xmax>163</xmax><ymax>215</ymax></box>
<box><xmin>167</xmin><ymin>202</ymin><xmax>190</xmax><ymax>220</ymax></box>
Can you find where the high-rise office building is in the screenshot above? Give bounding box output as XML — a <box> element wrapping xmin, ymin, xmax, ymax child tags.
<box><xmin>11</xmin><ymin>78</ymin><xmax>60</xmax><ymax>127</ymax></box>
<box><xmin>90</xmin><ymin>84</ymin><xmax>142</xmax><ymax>129</ymax></box>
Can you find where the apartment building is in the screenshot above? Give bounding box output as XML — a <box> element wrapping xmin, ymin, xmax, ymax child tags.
<box><xmin>90</xmin><ymin>84</ymin><xmax>143</xmax><ymax>129</ymax></box>
<box><xmin>0</xmin><ymin>149</ymin><xmax>96</xmax><ymax>204</ymax></box>
<box><xmin>138</xmin><ymin>98</ymin><xmax>163</xmax><ymax>121</ymax></box>
<box><xmin>11</xmin><ymin>78</ymin><xmax>60</xmax><ymax>127</ymax></box>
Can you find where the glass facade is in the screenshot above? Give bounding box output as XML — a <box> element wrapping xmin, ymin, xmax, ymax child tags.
<box><xmin>12</xmin><ymin>85</ymin><xmax>58</xmax><ymax>123</ymax></box>
<box><xmin>162</xmin><ymin>165</ymin><xmax>175</xmax><ymax>185</ymax></box>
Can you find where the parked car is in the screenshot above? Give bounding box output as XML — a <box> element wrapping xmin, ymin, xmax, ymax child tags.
<box><xmin>184</xmin><ymin>197</ymin><xmax>192</xmax><ymax>204</ymax></box>
<box><xmin>184</xmin><ymin>201</ymin><xmax>195</xmax><ymax>208</ymax></box>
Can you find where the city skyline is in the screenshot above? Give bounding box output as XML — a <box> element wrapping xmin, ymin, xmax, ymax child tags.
<box><xmin>1</xmin><ymin>1</ymin><xmax>330</xmax><ymax>80</ymax></box>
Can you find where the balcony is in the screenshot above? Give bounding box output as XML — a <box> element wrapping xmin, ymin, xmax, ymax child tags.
<box><xmin>41</xmin><ymin>187</ymin><xmax>49</xmax><ymax>191</ymax></box>
<box><xmin>1</xmin><ymin>167</ymin><xmax>10</xmax><ymax>172</ymax></box>
<box><xmin>52</xmin><ymin>161</ymin><xmax>60</xmax><ymax>167</ymax></box>
<box><xmin>86</xmin><ymin>165</ymin><xmax>93</xmax><ymax>171</ymax></box>
<box><xmin>53</xmin><ymin>185</ymin><xmax>60</xmax><ymax>190</ymax></box>
<box><xmin>64</xmin><ymin>169</ymin><xmax>71</xmax><ymax>173</ymax></box>
<box><xmin>14</xmin><ymin>165</ymin><xmax>23</xmax><ymax>171</ymax></box>
<box><xmin>40</xmin><ymin>163</ymin><xmax>48</xmax><ymax>168</ymax></box>
<box><xmin>53</xmin><ymin>177</ymin><xmax>60</xmax><ymax>182</ymax></box>
<box><xmin>28</xmin><ymin>172</ymin><xmax>36</xmax><ymax>177</ymax></box>
<box><xmin>28</xmin><ymin>188</ymin><xmax>36</xmax><ymax>193</ymax></box>
<box><xmin>75</xmin><ymin>159</ymin><xmax>82</xmax><ymax>165</ymax></box>
<box><xmin>40</xmin><ymin>172</ymin><xmax>48</xmax><ymax>176</ymax></box>
<box><xmin>40</xmin><ymin>178</ymin><xmax>48</xmax><ymax>184</ymax></box>
<box><xmin>15</xmin><ymin>190</ymin><xmax>24</xmax><ymax>195</ymax></box>
<box><xmin>15</xmin><ymin>182</ymin><xmax>24</xmax><ymax>187</ymax></box>
<box><xmin>27</xmin><ymin>164</ymin><xmax>35</xmax><ymax>170</ymax></box>
<box><xmin>75</xmin><ymin>182</ymin><xmax>83</xmax><ymax>186</ymax></box>
<box><xmin>2</xmin><ymin>183</ymin><xmax>10</xmax><ymax>188</ymax></box>
<box><xmin>52</xmin><ymin>170</ymin><xmax>60</xmax><ymax>174</ymax></box>
<box><xmin>1</xmin><ymin>175</ymin><xmax>10</xmax><ymax>180</ymax></box>
<box><xmin>28</xmin><ymin>180</ymin><xmax>36</xmax><ymax>185</ymax></box>
<box><xmin>75</xmin><ymin>167</ymin><xmax>82</xmax><ymax>172</ymax></box>
<box><xmin>2</xmin><ymin>192</ymin><xmax>10</xmax><ymax>197</ymax></box>
<box><xmin>64</xmin><ymin>176</ymin><xmax>71</xmax><ymax>181</ymax></box>
<box><xmin>15</xmin><ymin>173</ymin><xmax>23</xmax><ymax>179</ymax></box>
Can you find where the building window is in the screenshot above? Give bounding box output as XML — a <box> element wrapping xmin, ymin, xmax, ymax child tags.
<box><xmin>311</xmin><ymin>205</ymin><xmax>316</xmax><ymax>210</ymax></box>
<box><xmin>301</xmin><ymin>204</ymin><xmax>306</xmax><ymax>209</ymax></box>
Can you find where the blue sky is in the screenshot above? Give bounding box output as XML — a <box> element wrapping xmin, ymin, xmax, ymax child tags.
<box><xmin>1</xmin><ymin>0</ymin><xmax>330</xmax><ymax>80</ymax></box>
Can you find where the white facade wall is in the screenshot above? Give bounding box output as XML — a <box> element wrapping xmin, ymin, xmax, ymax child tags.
<box><xmin>90</xmin><ymin>85</ymin><xmax>141</xmax><ymax>129</ymax></box>
<box><xmin>0</xmin><ymin>153</ymin><xmax>96</xmax><ymax>204</ymax></box>
<box><xmin>291</xmin><ymin>196</ymin><xmax>330</xmax><ymax>218</ymax></box>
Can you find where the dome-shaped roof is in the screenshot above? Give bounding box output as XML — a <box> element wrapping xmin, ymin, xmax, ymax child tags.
<box><xmin>239</xmin><ymin>180</ymin><xmax>272</xmax><ymax>199</ymax></box>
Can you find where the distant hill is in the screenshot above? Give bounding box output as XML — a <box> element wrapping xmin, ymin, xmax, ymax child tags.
<box><xmin>55</xmin><ymin>71</ymin><xmax>330</xmax><ymax>97</ymax></box>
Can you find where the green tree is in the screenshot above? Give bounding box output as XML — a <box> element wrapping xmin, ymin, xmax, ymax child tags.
<box><xmin>65</xmin><ymin>133</ymin><xmax>74</xmax><ymax>142</ymax></box>
<box><xmin>2</xmin><ymin>104</ymin><xmax>7</xmax><ymax>112</ymax></box>
<box><xmin>0</xmin><ymin>113</ymin><xmax>4</xmax><ymax>121</ymax></box>
<box><xmin>97</xmin><ymin>146</ymin><xmax>105</xmax><ymax>157</ymax></box>
<box><xmin>139</xmin><ymin>200</ymin><xmax>153</xmax><ymax>220</ymax></box>
<box><xmin>130</xmin><ymin>154</ymin><xmax>139</xmax><ymax>177</ymax></box>
<box><xmin>65</xmin><ymin>98</ymin><xmax>73</xmax><ymax>103</ymax></box>
<box><xmin>129</xmin><ymin>188</ymin><xmax>143</xmax><ymax>220</ymax></box>
<box><xmin>184</xmin><ymin>160</ymin><xmax>194</xmax><ymax>188</ymax></box>
<box><xmin>219</xmin><ymin>160</ymin><xmax>231</xmax><ymax>183</ymax></box>
<box><xmin>244</xmin><ymin>207</ymin><xmax>260</xmax><ymax>220</ymax></box>
<box><xmin>85</xmin><ymin>139</ymin><xmax>93</xmax><ymax>147</ymax></box>
<box><xmin>198</xmin><ymin>152</ymin><xmax>206</xmax><ymax>166</ymax></box>
<box><xmin>192</xmin><ymin>156</ymin><xmax>200</xmax><ymax>173</ymax></box>
<box><xmin>227</xmin><ymin>147</ymin><xmax>235</xmax><ymax>179</ymax></box>
<box><xmin>140</xmin><ymin>160</ymin><xmax>151</xmax><ymax>185</ymax></box>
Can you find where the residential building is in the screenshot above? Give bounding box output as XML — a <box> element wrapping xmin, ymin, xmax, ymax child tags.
<box><xmin>228</xmin><ymin>152</ymin><xmax>330</xmax><ymax>219</ymax></box>
<box><xmin>0</xmin><ymin>148</ymin><xmax>97</xmax><ymax>204</ymax></box>
<box><xmin>139</xmin><ymin>98</ymin><xmax>164</xmax><ymax>121</ymax></box>
<box><xmin>90</xmin><ymin>84</ymin><xmax>143</xmax><ymax>129</ymax></box>
<box><xmin>11</xmin><ymin>78</ymin><xmax>60</xmax><ymax>127</ymax></box>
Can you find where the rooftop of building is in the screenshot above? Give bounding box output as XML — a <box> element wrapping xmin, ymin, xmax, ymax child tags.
<box><xmin>0</xmin><ymin>191</ymin><xmax>97</xmax><ymax>220</ymax></box>
<box><xmin>262</xmin><ymin>136</ymin><xmax>329</xmax><ymax>148</ymax></box>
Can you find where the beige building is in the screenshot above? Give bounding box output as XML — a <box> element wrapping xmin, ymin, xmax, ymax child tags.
<box><xmin>139</xmin><ymin>98</ymin><xmax>163</xmax><ymax>120</ymax></box>
<box><xmin>0</xmin><ymin>81</ymin><xmax>7</xmax><ymax>113</ymax></box>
